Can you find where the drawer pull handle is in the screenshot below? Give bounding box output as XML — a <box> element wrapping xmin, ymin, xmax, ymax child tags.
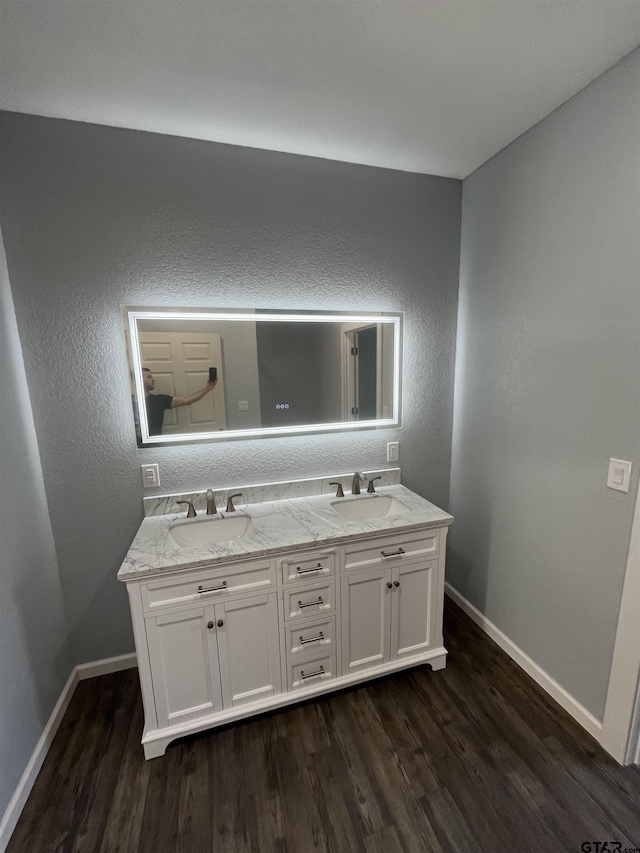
<box><xmin>198</xmin><ymin>581</ymin><xmax>228</xmax><ymax>594</ymax></box>
<box><xmin>296</xmin><ymin>563</ymin><xmax>324</xmax><ymax>574</ymax></box>
<box><xmin>298</xmin><ymin>596</ymin><xmax>323</xmax><ymax>609</ymax></box>
<box><xmin>301</xmin><ymin>665</ymin><xmax>325</xmax><ymax>680</ymax></box>
<box><xmin>300</xmin><ymin>631</ymin><xmax>325</xmax><ymax>646</ymax></box>
<box><xmin>381</xmin><ymin>548</ymin><xmax>405</xmax><ymax>558</ymax></box>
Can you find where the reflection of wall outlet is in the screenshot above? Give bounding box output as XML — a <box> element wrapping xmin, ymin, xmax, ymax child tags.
<box><xmin>238</xmin><ymin>400</ymin><xmax>249</xmax><ymax>411</ymax></box>
<box><xmin>387</xmin><ymin>442</ymin><xmax>399</xmax><ymax>462</ymax></box>
<box><xmin>141</xmin><ymin>463</ymin><xmax>160</xmax><ymax>488</ymax></box>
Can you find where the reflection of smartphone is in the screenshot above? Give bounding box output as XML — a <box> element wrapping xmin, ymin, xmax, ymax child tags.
<box><xmin>209</xmin><ymin>367</ymin><xmax>218</xmax><ymax>382</ymax></box>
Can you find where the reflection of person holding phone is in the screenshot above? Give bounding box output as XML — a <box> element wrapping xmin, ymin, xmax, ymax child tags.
<box><xmin>142</xmin><ymin>367</ymin><xmax>217</xmax><ymax>435</ymax></box>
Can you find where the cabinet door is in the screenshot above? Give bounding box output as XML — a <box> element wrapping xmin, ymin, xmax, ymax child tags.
<box><xmin>341</xmin><ymin>568</ymin><xmax>391</xmax><ymax>675</ymax></box>
<box><xmin>215</xmin><ymin>593</ymin><xmax>282</xmax><ymax>707</ymax></box>
<box><xmin>391</xmin><ymin>560</ymin><xmax>436</xmax><ymax>661</ymax></box>
<box><xmin>145</xmin><ymin>605</ymin><xmax>223</xmax><ymax>728</ymax></box>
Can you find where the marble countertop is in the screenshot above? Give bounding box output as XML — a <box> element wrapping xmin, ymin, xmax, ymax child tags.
<box><xmin>117</xmin><ymin>484</ymin><xmax>453</xmax><ymax>581</ymax></box>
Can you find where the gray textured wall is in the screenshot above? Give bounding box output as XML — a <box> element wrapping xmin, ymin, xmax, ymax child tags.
<box><xmin>449</xmin><ymin>48</ymin><xmax>640</xmax><ymax>720</ymax></box>
<box><xmin>0</xmin><ymin>112</ymin><xmax>462</xmax><ymax>664</ymax></box>
<box><xmin>0</xmin><ymin>234</ymin><xmax>73</xmax><ymax>820</ymax></box>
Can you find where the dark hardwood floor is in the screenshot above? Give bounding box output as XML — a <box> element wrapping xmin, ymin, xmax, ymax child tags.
<box><xmin>8</xmin><ymin>598</ymin><xmax>640</xmax><ymax>853</ymax></box>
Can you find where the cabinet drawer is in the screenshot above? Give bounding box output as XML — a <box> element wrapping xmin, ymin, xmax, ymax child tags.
<box><xmin>280</xmin><ymin>549</ymin><xmax>336</xmax><ymax>585</ymax></box>
<box><xmin>282</xmin><ymin>580</ymin><xmax>335</xmax><ymax>621</ymax></box>
<box><xmin>285</xmin><ymin>616</ymin><xmax>336</xmax><ymax>660</ymax></box>
<box><xmin>343</xmin><ymin>529</ymin><xmax>439</xmax><ymax>573</ymax></box>
<box><xmin>288</xmin><ymin>649</ymin><xmax>336</xmax><ymax>691</ymax></box>
<box><xmin>141</xmin><ymin>560</ymin><xmax>277</xmax><ymax>612</ymax></box>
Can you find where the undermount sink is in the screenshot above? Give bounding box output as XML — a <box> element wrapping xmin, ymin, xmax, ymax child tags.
<box><xmin>331</xmin><ymin>495</ymin><xmax>409</xmax><ymax>521</ymax></box>
<box><xmin>167</xmin><ymin>514</ymin><xmax>253</xmax><ymax>548</ymax></box>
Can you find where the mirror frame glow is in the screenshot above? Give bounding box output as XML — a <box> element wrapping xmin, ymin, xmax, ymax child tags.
<box><xmin>124</xmin><ymin>307</ymin><xmax>403</xmax><ymax>446</ymax></box>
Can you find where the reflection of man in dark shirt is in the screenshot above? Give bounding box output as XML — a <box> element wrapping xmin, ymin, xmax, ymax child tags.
<box><xmin>145</xmin><ymin>391</ymin><xmax>173</xmax><ymax>435</ymax></box>
<box><xmin>142</xmin><ymin>368</ymin><xmax>217</xmax><ymax>436</ymax></box>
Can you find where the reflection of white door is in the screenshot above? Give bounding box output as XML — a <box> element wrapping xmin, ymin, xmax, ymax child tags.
<box><xmin>139</xmin><ymin>331</ymin><xmax>227</xmax><ymax>434</ymax></box>
<box><xmin>342</xmin><ymin>325</ymin><xmax>383</xmax><ymax>421</ymax></box>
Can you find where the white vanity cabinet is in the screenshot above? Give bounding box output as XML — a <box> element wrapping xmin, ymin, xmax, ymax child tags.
<box><xmin>341</xmin><ymin>531</ymin><xmax>441</xmax><ymax>676</ymax></box>
<box><xmin>124</xmin><ymin>523</ymin><xmax>449</xmax><ymax>759</ymax></box>
<box><xmin>142</xmin><ymin>590</ymin><xmax>281</xmax><ymax>734</ymax></box>
<box><xmin>279</xmin><ymin>547</ymin><xmax>338</xmax><ymax>692</ymax></box>
<box><xmin>128</xmin><ymin>557</ymin><xmax>282</xmax><ymax>758</ymax></box>
<box><xmin>145</xmin><ymin>605</ymin><xmax>224</xmax><ymax>728</ymax></box>
<box><xmin>340</xmin><ymin>559</ymin><xmax>439</xmax><ymax>675</ymax></box>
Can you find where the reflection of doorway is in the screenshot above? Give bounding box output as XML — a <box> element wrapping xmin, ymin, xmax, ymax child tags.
<box><xmin>356</xmin><ymin>326</ymin><xmax>377</xmax><ymax>420</ymax></box>
<box><xmin>138</xmin><ymin>331</ymin><xmax>227</xmax><ymax>434</ymax></box>
<box><xmin>343</xmin><ymin>325</ymin><xmax>381</xmax><ymax>420</ymax></box>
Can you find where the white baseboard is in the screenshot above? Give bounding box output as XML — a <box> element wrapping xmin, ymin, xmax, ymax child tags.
<box><xmin>0</xmin><ymin>669</ymin><xmax>78</xmax><ymax>853</ymax></box>
<box><xmin>0</xmin><ymin>653</ymin><xmax>137</xmax><ymax>853</ymax></box>
<box><xmin>76</xmin><ymin>652</ymin><xmax>137</xmax><ymax>681</ymax></box>
<box><xmin>445</xmin><ymin>583</ymin><xmax>603</xmax><ymax>741</ymax></box>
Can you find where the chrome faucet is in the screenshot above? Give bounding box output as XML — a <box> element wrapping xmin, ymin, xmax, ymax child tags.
<box><xmin>351</xmin><ymin>472</ymin><xmax>365</xmax><ymax>495</ymax></box>
<box><xmin>225</xmin><ymin>492</ymin><xmax>243</xmax><ymax>512</ymax></box>
<box><xmin>329</xmin><ymin>481</ymin><xmax>345</xmax><ymax>498</ymax></box>
<box><xmin>367</xmin><ymin>476</ymin><xmax>382</xmax><ymax>494</ymax></box>
<box><xmin>206</xmin><ymin>489</ymin><xmax>217</xmax><ymax>515</ymax></box>
<box><xmin>176</xmin><ymin>500</ymin><xmax>197</xmax><ymax>518</ymax></box>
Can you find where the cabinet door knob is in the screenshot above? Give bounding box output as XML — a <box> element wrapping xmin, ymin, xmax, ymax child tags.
<box><xmin>394</xmin><ymin>580</ymin><xmax>400</xmax><ymax>587</ymax></box>
<box><xmin>386</xmin><ymin>581</ymin><xmax>393</xmax><ymax>588</ymax></box>
<box><xmin>207</xmin><ymin>621</ymin><xmax>214</xmax><ymax>629</ymax></box>
<box><xmin>217</xmin><ymin>619</ymin><xmax>224</xmax><ymax>628</ymax></box>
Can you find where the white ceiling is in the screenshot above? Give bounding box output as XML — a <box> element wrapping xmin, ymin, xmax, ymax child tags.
<box><xmin>1</xmin><ymin>1</ymin><xmax>639</xmax><ymax>179</ymax></box>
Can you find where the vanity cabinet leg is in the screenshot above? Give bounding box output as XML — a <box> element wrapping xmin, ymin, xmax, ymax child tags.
<box><xmin>427</xmin><ymin>654</ymin><xmax>447</xmax><ymax>671</ymax></box>
<box><xmin>143</xmin><ymin>735</ymin><xmax>172</xmax><ymax>759</ymax></box>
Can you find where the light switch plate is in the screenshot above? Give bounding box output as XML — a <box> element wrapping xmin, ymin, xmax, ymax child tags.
<box><xmin>238</xmin><ymin>400</ymin><xmax>249</xmax><ymax>411</ymax></box>
<box><xmin>387</xmin><ymin>441</ymin><xmax>400</xmax><ymax>463</ymax></box>
<box><xmin>141</xmin><ymin>463</ymin><xmax>160</xmax><ymax>489</ymax></box>
<box><xmin>607</xmin><ymin>458</ymin><xmax>632</xmax><ymax>493</ymax></box>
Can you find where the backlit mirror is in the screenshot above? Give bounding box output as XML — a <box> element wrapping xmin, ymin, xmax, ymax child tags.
<box><xmin>123</xmin><ymin>307</ymin><xmax>402</xmax><ymax>446</ymax></box>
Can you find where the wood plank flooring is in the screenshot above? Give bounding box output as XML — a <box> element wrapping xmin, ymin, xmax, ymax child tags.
<box><xmin>7</xmin><ymin>598</ymin><xmax>640</xmax><ymax>853</ymax></box>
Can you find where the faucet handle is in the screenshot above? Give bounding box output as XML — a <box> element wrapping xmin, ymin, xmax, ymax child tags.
<box><xmin>367</xmin><ymin>476</ymin><xmax>382</xmax><ymax>494</ymax></box>
<box><xmin>176</xmin><ymin>500</ymin><xmax>197</xmax><ymax>518</ymax></box>
<box><xmin>225</xmin><ymin>492</ymin><xmax>243</xmax><ymax>513</ymax></box>
<box><xmin>329</xmin><ymin>482</ymin><xmax>345</xmax><ymax>498</ymax></box>
<box><xmin>352</xmin><ymin>471</ymin><xmax>365</xmax><ymax>495</ymax></box>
